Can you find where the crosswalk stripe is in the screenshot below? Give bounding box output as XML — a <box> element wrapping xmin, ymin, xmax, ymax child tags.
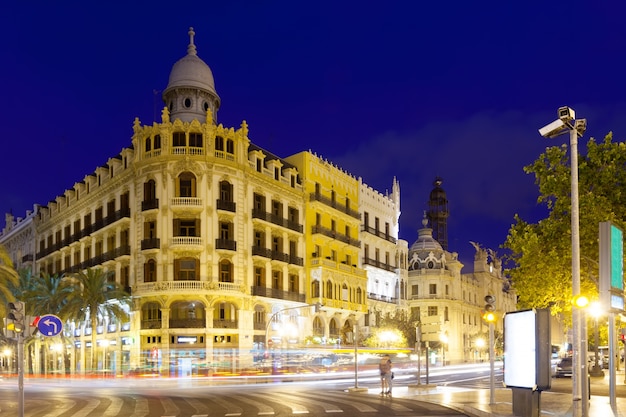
<box><xmin>160</xmin><ymin>398</ymin><xmax>179</xmax><ymax>416</ymax></box>
<box><xmin>230</xmin><ymin>394</ymin><xmax>275</xmax><ymax>415</ymax></box>
<box><xmin>102</xmin><ymin>396</ymin><xmax>125</xmax><ymax>416</ymax></box>
<box><xmin>247</xmin><ymin>391</ymin><xmax>309</xmax><ymax>414</ymax></box>
<box><xmin>69</xmin><ymin>398</ymin><xmax>100</xmax><ymax>417</ymax></box>
<box><xmin>128</xmin><ymin>397</ymin><xmax>149</xmax><ymax>417</ymax></box>
<box><xmin>35</xmin><ymin>398</ymin><xmax>76</xmax><ymax>417</ymax></box>
<box><xmin>209</xmin><ymin>394</ymin><xmax>244</xmax><ymax>415</ymax></box>
<box><xmin>286</xmin><ymin>391</ymin><xmax>377</xmax><ymax>413</ymax></box>
<box><xmin>185</xmin><ymin>397</ymin><xmax>211</xmax><ymax>415</ymax></box>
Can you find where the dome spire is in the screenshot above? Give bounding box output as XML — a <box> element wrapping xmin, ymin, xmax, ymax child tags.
<box><xmin>187</xmin><ymin>27</ymin><xmax>197</xmax><ymax>56</ymax></box>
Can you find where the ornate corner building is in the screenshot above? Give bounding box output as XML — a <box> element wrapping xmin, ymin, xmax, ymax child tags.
<box><xmin>0</xmin><ymin>28</ymin><xmax>408</xmax><ymax>375</ymax></box>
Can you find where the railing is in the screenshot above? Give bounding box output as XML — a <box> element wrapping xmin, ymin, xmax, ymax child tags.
<box><xmin>216</xmin><ymin>199</ymin><xmax>236</xmax><ymax>212</ymax></box>
<box><xmin>251</xmin><ymin>209</ymin><xmax>303</xmax><ymax>232</ymax></box>
<box><xmin>213</xmin><ymin>319</ymin><xmax>238</xmax><ymax>328</ymax></box>
<box><xmin>141</xmin><ymin>238</ymin><xmax>160</xmax><ymax>250</ymax></box>
<box><xmin>172</xmin><ymin>236</ymin><xmax>203</xmax><ymax>246</ymax></box>
<box><xmin>309</xmin><ymin>192</ymin><xmax>360</xmax><ymax>219</ymax></box>
<box><xmin>141</xmin><ymin>199</ymin><xmax>159</xmax><ymax>211</ymax></box>
<box><xmin>311</xmin><ymin>225</ymin><xmax>360</xmax><ymax>248</ymax></box>
<box><xmin>170</xmin><ymin>318</ymin><xmax>205</xmax><ymax>329</ymax></box>
<box><xmin>361</xmin><ymin>224</ymin><xmax>397</xmax><ymax>243</ymax></box>
<box><xmin>251</xmin><ymin>286</ymin><xmax>306</xmax><ymax>302</ymax></box>
<box><xmin>134</xmin><ymin>280</ymin><xmax>243</xmax><ymax>293</ymax></box>
<box><xmin>362</xmin><ymin>257</ymin><xmax>397</xmax><ymax>272</ymax></box>
<box><xmin>171</xmin><ymin>197</ymin><xmax>202</xmax><ymax>207</ymax></box>
<box><xmin>216</xmin><ymin>239</ymin><xmax>237</xmax><ymax>251</ymax></box>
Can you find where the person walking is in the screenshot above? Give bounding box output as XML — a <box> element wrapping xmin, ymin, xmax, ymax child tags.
<box><xmin>379</xmin><ymin>354</ymin><xmax>393</xmax><ymax>396</ymax></box>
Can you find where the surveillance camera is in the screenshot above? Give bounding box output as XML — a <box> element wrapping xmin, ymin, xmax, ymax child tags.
<box><xmin>558</xmin><ymin>106</ymin><xmax>575</xmax><ymax>122</ymax></box>
<box><xmin>538</xmin><ymin>118</ymin><xmax>567</xmax><ymax>139</ymax></box>
<box><xmin>574</xmin><ymin>119</ymin><xmax>587</xmax><ymax>136</ymax></box>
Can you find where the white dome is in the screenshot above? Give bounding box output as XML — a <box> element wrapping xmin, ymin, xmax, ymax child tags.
<box><xmin>165</xmin><ymin>53</ymin><xmax>217</xmax><ymax>95</ymax></box>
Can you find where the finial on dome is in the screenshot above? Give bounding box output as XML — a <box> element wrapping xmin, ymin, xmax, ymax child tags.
<box><xmin>422</xmin><ymin>211</ymin><xmax>428</xmax><ymax>227</ymax></box>
<box><xmin>187</xmin><ymin>27</ymin><xmax>197</xmax><ymax>56</ymax></box>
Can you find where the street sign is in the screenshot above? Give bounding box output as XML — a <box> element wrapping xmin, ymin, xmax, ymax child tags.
<box><xmin>37</xmin><ymin>314</ymin><xmax>63</xmax><ymax>337</ymax></box>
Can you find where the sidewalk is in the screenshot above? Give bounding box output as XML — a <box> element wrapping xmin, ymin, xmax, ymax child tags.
<box><xmin>383</xmin><ymin>370</ymin><xmax>626</xmax><ymax>417</ymax></box>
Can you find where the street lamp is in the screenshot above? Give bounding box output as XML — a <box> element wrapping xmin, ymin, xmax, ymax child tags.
<box><xmin>588</xmin><ymin>301</ymin><xmax>605</xmax><ymax>377</ymax></box>
<box><xmin>440</xmin><ymin>332</ymin><xmax>448</xmax><ymax>366</ymax></box>
<box><xmin>539</xmin><ymin>106</ymin><xmax>587</xmax><ymax>417</ymax></box>
<box><xmin>475</xmin><ymin>338</ymin><xmax>485</xmax><ymax>362</ymax></box>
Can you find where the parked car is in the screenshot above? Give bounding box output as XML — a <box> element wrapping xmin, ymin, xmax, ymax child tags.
<box><xmin>554</xmin><ymin>357</ymin><xmax>573</xmax><ymax>378</ymax></box>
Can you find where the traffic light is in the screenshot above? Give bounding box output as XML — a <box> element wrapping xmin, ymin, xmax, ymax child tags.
<box><xmin>484</xmin><ymin>295</ymin><xmax>495</xmax><ymax>312</ymax></box>
<box><xmin>483</xmin><ymin>295</ymin><xmax>496</xmax><ymax>322</ymax></box>
<box><xmin>7</xmin><ymin>301</ymin><xmax>26</xmax><ymax>334</ymax></box>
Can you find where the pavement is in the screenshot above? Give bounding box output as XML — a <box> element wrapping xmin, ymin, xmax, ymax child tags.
<box><xmin>374</xmin><ymin>370</ymin><xmax>626</xmax><ymax>417</ymax></box>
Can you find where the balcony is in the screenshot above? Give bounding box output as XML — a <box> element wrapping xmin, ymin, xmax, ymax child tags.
<box><xmin>141</xmin><ymin>319</ymin><xmax>162</xmax><ymax>330</ymax></box>
<box><xmin>362</xmin><ymin>257</ymin><xmax>397</xmax><ymax>272</ymax></box>
<box><xmin>270</xmin><ymin>250</ymin><xmax>290</xmax><ymax>263</ymax></box>
<box><xmin>361</xmin><ymin>225</ymin><xmax>397</xmax><ymax>244</ymax></box>
<box><xmin>141</xmin><ymin>238</ymin><xmax>160</xmax><ymax>250</ymax></box>
<box><xmin>169</xmin><ymin>318</ymin><xmax>205</xmax><ymax>329</ymax></box>
<box><xmin>213</xmin><ymin>319</ymin><xmax>238</xmax><ymax>329</ymax></box>
<box><xmin>216</xmin><ymin>238</ymin><xmax>236</xmax><ymax>251</ymax></box>
<box><xmin>309</xmin><ymin>192</ymin><xmax>360</xmax><ymax>220</ymax></box>
<box><xmin>251</xmin><ymin>286</ymin><xmax>306</xmax><ymax>302</ymax></box>
<box><xmin>252</xmin><ymin>209</ymin><xmax>303</xmax><ymax>233</ymax></box>
<box><xmin>252</xmin><ymin>246</ymin><xmax>272</xmax><ymax>258</ymax></box>
<box><xmin>141</xmin><ymin>199</ymin><xmax>159</xmax><ymax>211</ymax></box>
<box><xmin>171</xmin><ymin>236</ymin><xmax>203</xmax><ymax>249</ymax></box>
<box><xmin>311</xmin><ymin>225</ymin><xmax>361</xmax><ymax>248</ymax></box>
<box><xmin>171</xmin><ymin>197</ymin><xmax>203</xmax><ymax>213</ymax></box>
<box><xmin>216</xmin><ymin>199</ymin><xmax>236</xmax><ymax>212</ymax></box>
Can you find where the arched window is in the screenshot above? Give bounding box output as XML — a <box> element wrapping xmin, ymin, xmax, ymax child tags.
<box><xmin>170</xmin><ymin>300</ymin><xmax>205</xmax><ymax>328</ymax></box>
<box><xmin>154</xmin><ymin>134</ymin><xmax>161</xmax><ymax>149</ymax></box>
<box><xmin>356</xmin><ymin>287</ymin><xmax>362</xmax><ymax>304</ymax></box>
<box><xmin>313</xmin><ymin>317</ymin><xmax>324</xmax><ymax>336</ymax></box>
<box><xmin>144</xmin><ymin>259</ymin><xmax>156</xmax><ymax>282</ymax></box>
<box><xmin>329</xmin><ymin>318</ymin><xmax>339</xmax><ymax>338</ymax></box>
<box><xmin>326</xmin><ymin>281</ymin><xmax>333</xmax><ymax>299</ymax></box>
<box><xmin>177</xmin><ymin>172</ymin><xmax>197</xmax><ymax>197</ymax></box>
<box><xmin>311</xmin><ymin>281</ymin><xmax>320</xmax><ymax>298</ymax></box>
<box><xmin>219</xmin><ymin>259</ymin><xmax>233</xmax><ymax>282</ymax></box>
<box><xmin>141</xmin><ymin>302</ymin><xmax>161</xmax><ymax>329</ymax></box>
<box><xmin>145</xmin><ymin>137</ymin><xmax>152</xmax><ymax>152</ymax></box>
<box><xmin>219</xmin><ymin>181</ymin><xmax>233</xmax><ymax>201</ymax></box>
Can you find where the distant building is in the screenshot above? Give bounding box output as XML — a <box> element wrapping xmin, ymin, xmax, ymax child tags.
<box><xmin>0</xmin><ymin>28</ymin><xmax>407</xmax><ymax>375</ymax></box>
<box><xmin>407</xmin><ymin>214</ymin><xmax>516</xmax><ymax>365</ymax></box>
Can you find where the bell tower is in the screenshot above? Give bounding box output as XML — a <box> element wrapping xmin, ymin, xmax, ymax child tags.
<box><xmin>427</xmin><ymin>177</ymin><xmax>449</xmax><ymax>250</ymax></box>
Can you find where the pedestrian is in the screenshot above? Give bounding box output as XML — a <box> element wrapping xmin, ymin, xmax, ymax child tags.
<box><xmin>379</xmin><ymin>354</ymin><xmax>392</xmax><ymax>396</ymax></box>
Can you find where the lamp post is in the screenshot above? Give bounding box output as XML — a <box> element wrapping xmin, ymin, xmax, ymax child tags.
<box><xmin>539</xmin><ymin>106</ymin><xmax>587</xmax><ymax>417</ymax></box>
<box><xmin>588</xmin><ymin>302</ymin><xmax>604</xmax><ymax>377</ymax></box>
<box><xmin>440</xmin><ymin>332</ymin><xmax>448</xmax><ymax>367</ymax></box>
<box><xmin>475</xmin><ymin>337</ymin><xmax>485</xmax><ymax>363</ymax></box>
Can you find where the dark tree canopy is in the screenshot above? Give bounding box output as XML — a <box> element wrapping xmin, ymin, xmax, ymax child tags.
<box><xmin>504</xmin><ymin>133</ymin><xmax>626</xmax><ymax>317</ymax></box>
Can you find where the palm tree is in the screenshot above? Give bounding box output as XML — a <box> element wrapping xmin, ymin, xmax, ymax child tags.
<box><xmin>0</xmin><ymin>244</ymin><xmax>19</xmax><ymax>319</ymax></box>
<box><xmin>63</xmin><ymin>268</ymin><xmax>131</xmax><ymax>373</ymax></box>
<box><xmin>23</xmin><ymin>272</ymin><xmax>73</xmax><ymax>319</ymax></box>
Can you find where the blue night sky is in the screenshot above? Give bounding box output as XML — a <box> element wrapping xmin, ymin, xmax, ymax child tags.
<box><xmin>2</xmin><ymin>1</ymin><xmax>625</xmax><ymax>267</ymax></box>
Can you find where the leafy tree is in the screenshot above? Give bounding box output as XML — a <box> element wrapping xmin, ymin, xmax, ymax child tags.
<box><xmin>63</xmin><ymin>268</ymin><xmax>131</xmax><ymax>372</ymax></box>
<box><xmin>504</xmin><ymin>133</ymin><xmax>626</xmax><ymax>319</ymax></box>
<box><xmin>0</xmin><ymin>245</ymin><xmax>19</xmax><ymax>334</ymax></box>
<box><xmin>23</xmin><ymin>272</ymin><xmax>73</xmax><ymax>319</ymax></box>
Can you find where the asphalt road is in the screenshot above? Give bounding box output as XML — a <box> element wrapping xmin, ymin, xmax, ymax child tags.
<box><xmin>0</xmin><ymin>377</ymin><xmax>469</xmax><ymax>417</ymax></box>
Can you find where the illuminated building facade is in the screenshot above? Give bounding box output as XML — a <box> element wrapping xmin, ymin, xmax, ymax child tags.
<box><xmin>0</xmin><ymin>28</ymin><xmax>408</xmax><ymax>374</ymax></box>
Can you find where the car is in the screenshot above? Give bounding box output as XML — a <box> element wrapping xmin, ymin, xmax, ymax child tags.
<box><xmin>554</xmin><ymin>357</ymin><xmax>573</xmax><ymax>378</ymax></box>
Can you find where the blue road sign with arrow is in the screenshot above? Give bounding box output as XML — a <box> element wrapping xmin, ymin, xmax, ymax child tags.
<box><xmin>37</xmin><ymin>314</ymin><xmax>63</xmax><ymax>337</ymax></box>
